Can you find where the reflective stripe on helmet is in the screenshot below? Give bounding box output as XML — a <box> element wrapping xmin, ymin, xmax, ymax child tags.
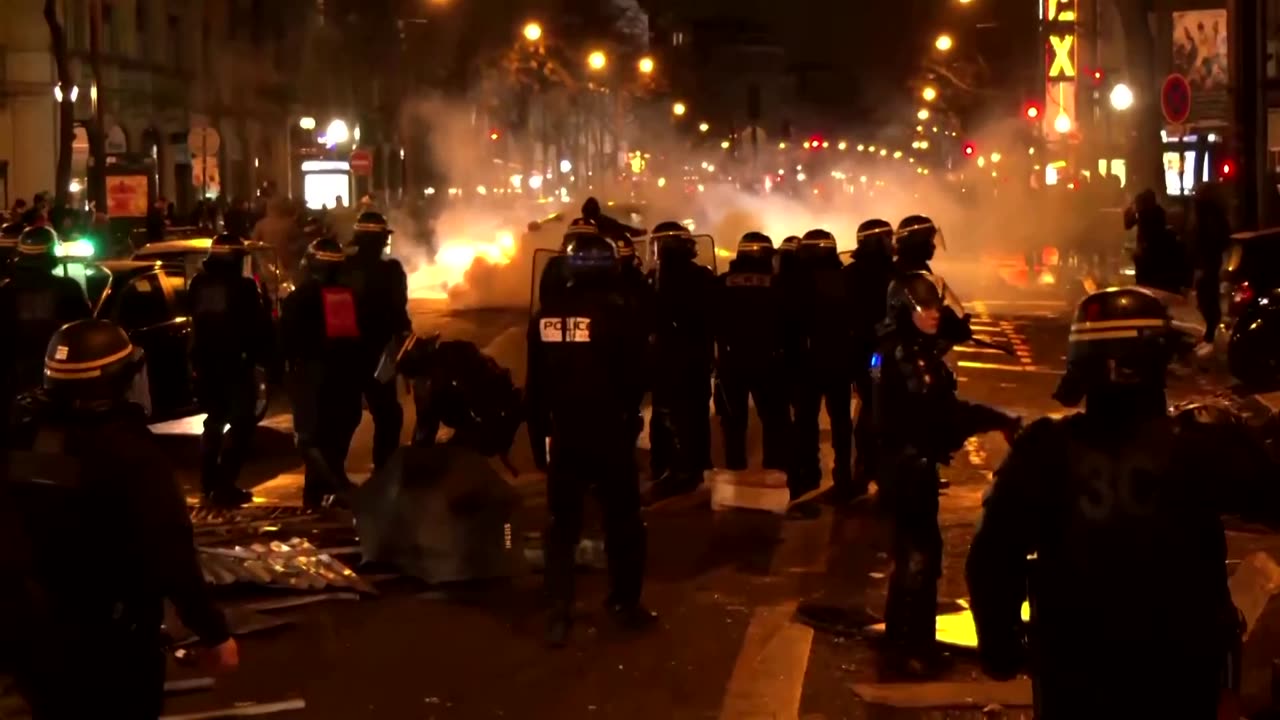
<box><xmin>738</xmin><ymin>240</ymin><xmax>772</xmax><ymax>251</ymax></box>
<box><xmin>353</xmin><ymin>223</ymin><xmax>389</xmax><ymax>233</ymax></box>
<box><xmin>208</xmin><ymin>244</ymin><xmax>241</xmax><ymax>254</ymax></box>
<box><xmin>18</xmin><ymin>242</ymin><xmax>52</xmax><ymax>254</ymax></box>
<box><xmin>895</xmin><ymin>221</ymin><xmax>936</xmax><ymax>237</ymax></box>
<box><xmin>45</xmin><ymin>344</ymin><xmax>134</xmax><ymax>377</ymax></box>
<box><xmin>310</xmin><ymin>250</ymin><xmax>347</xmax><ymax>262</ymax></box>
<box><xmin>1068</xmin><ymin>329</ymin><xmax>1143</xmax><ymax>342</ymax></box>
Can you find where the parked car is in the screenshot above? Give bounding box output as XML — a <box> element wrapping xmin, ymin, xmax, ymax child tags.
<box><xmin>131</xmin><ymin>228</ymin><xmax>293</xmax><ymax>315</ymax></box>
<box><xmin>53</xmin><ymin>258</ymin><xmax>271</xmax><ymax>424</ymax></box>
<box><xmin>1223</xmin><ymin>228</ymin><xmax>1280</xmax><ymax>388</ymax></box>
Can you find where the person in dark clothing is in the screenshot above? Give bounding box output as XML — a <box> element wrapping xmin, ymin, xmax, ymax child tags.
<box><xmin>280</xmin><ymin>237</ymin><xmax>365</xmax><ymax>508</ymax></box>
<box><xmin>873</xmin><ymin>271</ymin><xmax>1019</xmax><ymax>677</ymax></box>
<box><xmin>1191</xmin><ymin>182</ymin><xmax>1230</xmax><ymax>345</ymax></box>
<box><xmin>145</xmin><ymin>198</ymin><xmax>168</xmax><ymax>243</ymax></box>
<box><xmin>780</xmin><ymin>228</ymin><xmax>855</xmax><ymax>502</ymax></box>
<box><xmin>646</xmin><ymin>221</ymin><xmax>717</xmax><ymax>500</ymax></box>
<box><xmin>841</xmin><ymin>219</ymin><xmax>897</xmax><ymax>496</ymax></box>
<box><xmin>2</xmin><ymin>319</ymin><xmax>237</xmax><ymax>717</ymax></box>
<box><xmin>580</xmin><ymin>196</ymin><xmax>645</xmax><ymax>248</ymax></box>
<box><xmin>713</xmin><ymin>232</ymin><xmax>789</xmax><ymax>472</ymax></box>
<box><xmin>967</xmin><ymin>286</ymin><xmax>1271</xmax><ymax>718</ymax></box>
<box><xmin>893</xmin><ymin>215</ymin><xmax>940</xmax><ymax>274</ymax></box>
<box><xmin>0</xmin><ymin>227</ymin><xmax>92</xmax><ymax>422</ymax></box>
<box><xmin>526</xmin><ymin>231</ymin><xmax>655</xmax><ymax>646</ymax></box>
<box><xmin>223</xmin><ymin>196</ymin><xmax>254</xmax><ymax>239</ymax></box>
<box><xmin>343</xmin><ymin>211</ymin><xmax>410</xmax><ymax>471</ymax></box>
<box><xmin>1124</xmin><ymin>189</ymin><xmax>1186</xmax><ymax>293</ymax></box>
<box><xmin>776</xmin><ymin>235</ymin><xmax>800</xmax><ymax>275</ymax></box>
<box><xmin>188</xmin><ymin>233</ymin><xmax>274</xmax><ymax>507</ymax></box>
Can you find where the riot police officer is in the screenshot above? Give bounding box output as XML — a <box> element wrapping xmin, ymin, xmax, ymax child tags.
<box><xmin>782</xmin><ymin>228</ymin><xmax>855</xmax><ymax>501</ymax></box>
<box><xmin>3</xmin><ymin>319</ymin><xmax>237</xmax><ymax>716</ymax></box>
<box><xmin>281</xmin><ymin>237</ymin><xmax>365</xmax><ymax>508</ymax></box>
<box><xmin>776</xmin><ymin>235</ymin><xmax>800</xmax><ymax>275</ymax></box>
<box><xmin>188</xmin><ymin>233</ymin><xmax>274</xmax><ymax>506</ymax></box>
<box><xmin>967</xmin><ymin>286</ymin><xmax>1267</xmax><ymax>718</ymax></box>
<box><xmin>0</xmin><ymin>220</ymin><xmax>23</xmax><ymax>275</ymax></box>
<box><xmin>841</xmin><ymin>219</ymin><xmax>897</xmax><ymax>496</ymax></box>
<box><xmin>646</xmin><ymin>221</ymin><xmax>716</xmax><ymax>499</ymax></box>
<box><xmin>873</xmin><ymin>271</ymin><xmax>1018</xmax><ymax>677</ymax></box>
<box><xmin>343</xmin><ymin>211</ymin><xmax>410</xmax><ymax>471</ymax></box>
<box><xmin>894</xmin><ymin>215</ymin><xmax>939</xmax><ymax>274</ymax></box>
<box><xmin>538</xmin><ymin>218</ymin><xmax>598</xmax><ymax>312</ymax></box>
<box><xmin>714</xmin><ymin>232</ymin><xmax>789</xmax><ymax>472</ymax></box>
<box><xmin>0</xmin><ymin>226</ymin><xmax>92</xmax><ymax>419</ymax></box>
<box><xmin>526</xmin><ymin>231</ymin><xmax>654</xmax><ymax>646</ymax></box>
<box><xmin>581</xmin><ymin>196</ymin><xmax>646</xmax><ymax>247</ymax></box>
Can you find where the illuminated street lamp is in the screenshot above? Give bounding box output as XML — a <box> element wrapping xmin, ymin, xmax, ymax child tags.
<box><xmin>1109</xmin><ymin>83</ymin><xmax>1134</xmax><ymax>111</ymax></box>
<box><xmin>720</xmin><ymin>140</ymin><xmax>730</xmax><ymax>149</ymax></box>
<box><xmin>917</xmin><ymin>108</ymin><xmax>930</xmax><ymax>121</ymax></box>
<box><xmin>672</xmin><ymin>101</ymin><xmax>687</xmax><ymax>117</ymax></box>
<box><xmin>1053</xmin><ymin>110</ymin><xmax>1072</xmax><ymax>134</ymax></box>
<box><xmin>698</xmin><ymin>122</ymin><xmax>710</xmax><ymax>133</ymax></box>
<box><xmin>922</xmin><ymin>86</ymin><xmax>938</xmax><ymax>102</ymax></box>
<box><xmin>587</xmin><ymin>50</ymin><xmax>607</xmax><ymax>71</ymax></box>
<box><xmin>298</xmin><ymin>116</ymin><xmax>317</xmax><ymax>130</ymax></box>
<box><xmin>935</xmin><ymin>34</ymin><xmax>953</xmax><ymax>52</ymax></box>
<box><xmin>638</xmin><ymin>56</ymin><xmax>655</xmax><ymax>75</ymax></box>
<box><xmin>522</xmin><ymin>22</ymin><xmax>543</xmax><ymax>42</ymax></box>
<box><xmin>323</xmin><ymin>119</ymin><xmax>350</xmax><ymax>145</ymax></box>
<box><xmin>52</xmin><ymin>84</ymin><xmax>79</xmax><ymax>102</ymax></box>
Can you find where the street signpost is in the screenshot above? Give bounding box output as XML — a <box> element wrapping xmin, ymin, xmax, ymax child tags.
<box><xmin>350</xmin><ymin>149</ymin><xmax>373</xmax><ymax>177</ymax></box>
<box><xmin>1161</xmin><ymin>73</ymin><xmax>1192</xmax><ymax>125</ymax></box>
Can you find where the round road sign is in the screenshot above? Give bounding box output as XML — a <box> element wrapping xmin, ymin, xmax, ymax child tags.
<box><xmin>1161</xmin><ymin>74</ymin><xmax>1191</xmax><ymax>125</ymax></box>
<box><xmin>349</xmin><ymin>149</ymin><xmax>373</xmax><ymax>176</ymax></box>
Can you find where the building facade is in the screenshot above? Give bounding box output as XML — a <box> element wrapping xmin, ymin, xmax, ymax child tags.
<box><xmin>0</xmin><ymin>0</ymin><xmax>304</xmax><ymax>213</ymax></box>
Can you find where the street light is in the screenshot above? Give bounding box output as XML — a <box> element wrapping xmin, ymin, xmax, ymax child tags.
<box><xmin>720</xmin><ymin>140</ymin><xmax>730</xmax><ymax>149</ymax></box>
<box><xmin>52</xmin><ymin>84</ymin><xmax>79</xmax><ymax>103</ymax></box>
<box><xmin>935</xmin><ymin>34</ymin><xmax>954</xmax><ymax>51</ymax></box>
<box><xmin>1053</xmin><ymin>111</ymin><xmax>1072</xmax><ymax>134</ymax></box>
<box><xmin>638</xmin><ymin>56</ymin><xmax>655</xmax><ymax>75</ymax></box>
<box><xmin>522</xmin><ymin>22</ymin><xmax>543</xmax><ymax>42</ymax></box>
<box><xmin>672</xmin><ymin>101</ymin><xmax>687</xmax><ymax>116</ymax></box>
<box><xmin>698</xmin><ymin>122</ymin><xmax>709</xmax><ymax>133</ymax></box>
<box><xmin>1109</xmin><ymin>83</ymin><xmax>1134</xmax><ymax>111</ymax></box>
<box><xmin>917</xmin><ymin>108</ymin><xmax>930</xmax><ymax>121</ymax></box>
<box><xmin>922</xmin><ymin>86</ymin><xmax>938</xmax><ymax>102</ymax></box>
<box><xmin>587</xmin><ymin>50</ymin><xmax>607</xmax><ymax>71</ymax></box>
<box><xmin>298</xmin><ymin>116</ymin><xmax>316</xmax><ymax>130</ymax></box>
<box><xmin>324</xmin><ymin>119</ymin><xmax>350</xmax><ymax>144</ymax></box>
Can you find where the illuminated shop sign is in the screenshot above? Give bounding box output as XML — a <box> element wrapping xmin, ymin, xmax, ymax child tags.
<box><xmin>1046</xmin><ymin>0</ymin><xmax>1077</xmax><ymax>80</ymax></box>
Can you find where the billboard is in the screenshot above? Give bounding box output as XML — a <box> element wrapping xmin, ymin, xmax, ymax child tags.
<box><xmin>1171</xmin><ymin>9</ymin><xmax>1229</xmax><ymax>124</ymax></box>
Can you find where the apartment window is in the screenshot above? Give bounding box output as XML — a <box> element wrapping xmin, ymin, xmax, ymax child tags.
<box><xmin>672</xmin><ymin>31</ymin><xmax>685</xmax><ymax>47</ymax></box>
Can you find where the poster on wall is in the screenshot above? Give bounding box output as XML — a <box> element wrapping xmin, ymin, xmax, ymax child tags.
<box><xmin>106</xmin><ymin>176</ymin><xmax>149</xmax><ymax>217</ymax></box>
<box><xmin>1171</xmin><ymin>8</ymin><xmax>1229</xmax><ymax>124</ymax></box>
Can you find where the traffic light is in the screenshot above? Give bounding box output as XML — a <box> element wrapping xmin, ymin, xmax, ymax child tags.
<box><xmin>1092</xmin><ymin>69</ymin><xmax>1104</xmax><ymax>84</ymax></box>
<box><xmin>489</xmin><ymin>129</ymin><xmax>500</xmax><ymax>141</ymax></box>
<box><xmin>963</xmin><ymin>143</ymin><xmax>976</xmax><ymax>157</ymax></box>
<box><xmin>808</xmin><ymin>135</ymin><xmax>823</xmax><ymax>150</ymax></box>
<box><xmin>1221</xmin><ymin>160</ymin><xmax>1235</xmax><ymax>178</ymax></box>
<box><xmin>1024</xmin><ymin>103</ymin><xmax>1041</xmax><ymax>120</ymax></box>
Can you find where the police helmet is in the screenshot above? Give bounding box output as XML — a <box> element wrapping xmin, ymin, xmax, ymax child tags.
<box><xmin>43</xmin><ymin>319</ymin><xmax>145</xmax><ymax>403</ymax></box>
<box><xmin>856</xmin><ymin>219</ymin><xmax>894</xmax><ymax>254</ymax></box>
<box><xmin>565</xmin><ymin>232</ymin><xmax>618</xmax><ymax>276</ymax></box>
<box><xmin>0</xmin><ymin>221</ymin><xmax>24</xmax><ymax>245</ymax></box>
<box><xmin>652</xmin><ymin>221</ymin><xmax>696</xmax><ymax>261</ymax></box>
<box><xmin>16</xmin><ymin>225</ymin><xmax>58</xmax><ymax>269</ymax></box>
<box><xmin>798</xmin><ymin>228</ymin><xmax>838</xmax><ymax>258</ymax></box>
<box><xmin>563</xmin><ymin>217</ymin><xmax>598</xmax><ymax>249</ymax></box>
<box><xmin>895</xmin><ymin>215</ymin><xmax>940</xmax><ymax>260</ymax></box>
<box><xmin>351</xmin><ymin>210</ymin><xmax>393</xmax><ymax>249</ymax></box>
<box><xmin>1054</xmin><ymin>287</ymin><xmax>1175</xmax><ymax>407</ymax></box>
<box><xmin>205</xmin><ymin>232</ymin><xmax>247</xmax><ymax>266</ymax></box>
<box><xmin>614</xmin><ymin>234</ymin><xmax>637</xmax><ymax>260</ymax></box>
<box><xmin>736</xmin><ymin>232</ymin><xmax>774</xmax><ymax>261</ymax></box>
<box><xmin>779</xmin><ymin>236</ymin><xmax>800</xmax><ymax>253</ymax></box>
<box><xmin>303</xmin><ymin>236</ymin><xmax>348</xmax><ymax>280</ymax></box>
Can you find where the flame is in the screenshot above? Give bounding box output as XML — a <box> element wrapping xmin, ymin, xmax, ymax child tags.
<box><xmin>407</xmin><ymin>230</ymin><xmax>518</xmax><ymax>299</ymax></box>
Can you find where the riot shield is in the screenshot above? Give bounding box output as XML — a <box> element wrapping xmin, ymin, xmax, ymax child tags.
<box><xmin>529</xmin><ymin>247</ymin><xmax>565</xmax><ymax>316</ymax></box>
<box><xmin>692</xmin><ymin>234</ymin><xmax>719</xmax><ymax>274</ymax></box>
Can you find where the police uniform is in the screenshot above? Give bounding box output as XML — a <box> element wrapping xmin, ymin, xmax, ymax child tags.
<box><xmin>967</xmin><ymin>287</ymin><xmax>1265</xmax><ymax>718</ymax></box>
<box><xmin>188</xmin><ymin>234</ymin><xmax>273</xmax><ymax>506</ymax></box>
<box><xmin>343</xmin><ymin>211</ymin><xmax>410</xmax><ymax>470</ymax></box>
<box><xmin>2</xmin><ymin>320</ymin><xmax>232</xmax><ymax>717</ymax></box>
<box><xmin>873</xmin><ymin>271</ymin><xmax>1017</xmax><ymax>677</ymax></box>
<box><xmin>280</xmin><ymin>237</ymin><xmax>365</xmax><ymax>507</ymax></box>
<box><xmin>526</xmin><ymin>231</ymin><xmax>654</xmax><ymax>646</ymax></box>
<box><xmin>713</xmin><ymin>232</ymin><xmax>789</xmax><ymax>470</ymax></box>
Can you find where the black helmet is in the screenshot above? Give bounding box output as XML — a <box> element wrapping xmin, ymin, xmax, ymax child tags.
<box><xmin>43</xmin><ymin>319</ymin><xmax>145</xmax><ymax>405</ymax></box>
<box><xmin>0</xmin><ymin>220</ymin><xmax>24</xmax><ymax>245</ymax></box>
<box><xmin>736</xmin><ymin>232</ymin><xmax>774</xmax><ymax>260</ymax></box>
<box><xmin>303</xmin><ymin>236</ymin><xmax>347</xmax><ymax>280</ymax></box>
<box><xmin>652</xmin><ymin>221</ymin><xmax>696</xmax><ymax>262</ymax></box>
<box><xmin>205</xmin><ymin>232</ymin><xmax>247</xmax><ymax>267</ymax></box>
<box><xmin>895</xmin><ymin>215</ymin><xmax>940</xmax><ymax>261</ymax></box>
<box><xmin>856</xmin><ymin>219</ymin><xmax>894</xmax><ymax>254</ymax></box>
<box><xmin>564</xmin><ymin>232</ymin><xmax>618</xmax><ymax>278</ymax></box>
<box><xmin>1053</xmin><ymin>287</ymin><xmax>1175</xmax><ymax>407</ymax></box>
<box><xmin>614</xmin><ymin>234</ymin><xmax>637</xmax><ymax>261</ymax></box>
<box><xmin>351</xmin><ymin>210</ymin><xmax>392</xmax><ymax>249</ymax></box>
<box><xmin>799</xmin><ymin>228</ymin><xmax>838</xmax><ymax>259</ymax></box>
<box><xmin>778</xmin><ymin>236</ymin><xmax>800</xmax><ymax>253</ymax></box>
<box><xmin>16</xmin><ymin>225</ymin><xmax>58</xmax><ymax>269</ymax></box>
<box><xmin>563</xmin><ymin>217</ymin><xmax>598</xmax><ymax>250</ymax></box>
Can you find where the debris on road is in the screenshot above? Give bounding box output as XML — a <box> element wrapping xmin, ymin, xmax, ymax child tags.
<box><xmin>198</xmin><ymin>538</ymin><xmax>375</xmax><ymax>593</ymax></box>
<box><xmin>708</xmin><ymin>468</ymin><xmax>789</xmax><ymax>514</ymax></box>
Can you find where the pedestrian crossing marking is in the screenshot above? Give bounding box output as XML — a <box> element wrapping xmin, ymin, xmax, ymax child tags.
<box><xmin>719</xmin><ymin>601</ymin><xmax>813</xmax><ymax>720</ymax></box>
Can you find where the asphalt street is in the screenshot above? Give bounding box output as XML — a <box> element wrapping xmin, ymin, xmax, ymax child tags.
<box><xmin>150</xmin><ymin>290</ymin><xmax>1276</xmax><ymax>720</ymax></box>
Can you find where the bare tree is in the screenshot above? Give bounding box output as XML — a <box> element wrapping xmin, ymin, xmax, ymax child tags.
<box><xmin>43</xmin><ymin>0</ymin><xmax>75</xmax><ymax>208</ymax></box>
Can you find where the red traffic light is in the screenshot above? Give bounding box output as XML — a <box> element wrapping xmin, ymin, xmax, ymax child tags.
<box><xmin>1024</xmin><ymin>104</ymin><xmax>1041</xmax><ymax>120</ymax></box>
<box><xmin>1092</xmin><ymin>69</ymin><xmax>1104</xmax><ymax>83</ymax></box>
<box><xmin>489</xmin><ymin>130</ymin><xmax>500</xmax><ymax>141</ymax></box>
<box><xmin>1221</xmin><ymin>160</ymin><xmax>1235</xmax><ymax>177</ymax></box>
<box><xmin>963</xmin><ymin>143</ymin><xmax>976</xmax><ymax>156</ymax></box>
